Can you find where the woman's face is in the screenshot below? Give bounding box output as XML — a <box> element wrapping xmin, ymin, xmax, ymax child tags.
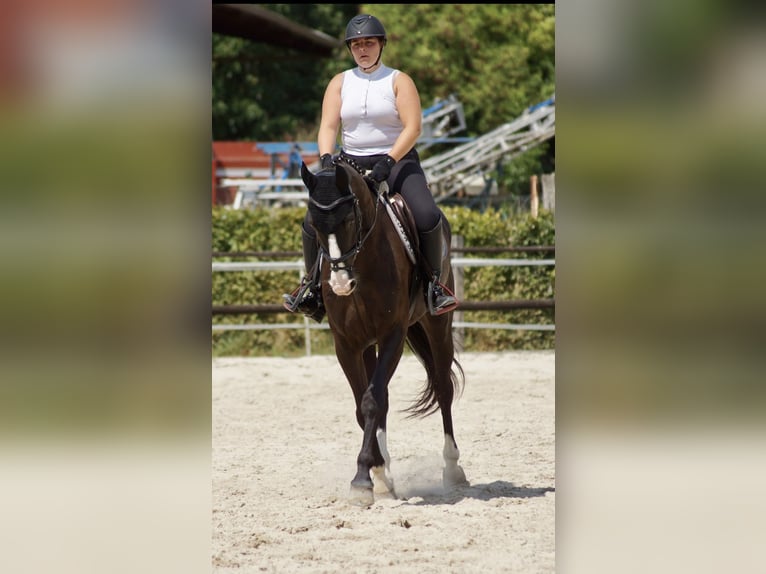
<box><xmin>349</xmin><ymin>37</ymin><xmax>382</xmax><ymax>69</ymax></box>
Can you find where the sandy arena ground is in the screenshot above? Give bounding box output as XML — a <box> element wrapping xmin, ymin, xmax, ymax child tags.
<box><xmin>212</xmin><ymin>351</ymin><xmax>555</xmax><ymax>573</ymax></box>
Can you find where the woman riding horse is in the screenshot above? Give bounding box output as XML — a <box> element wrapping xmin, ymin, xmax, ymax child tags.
<box><xmin>283</xmin><ymin>14</ymin><xmax>458</xmax><ymax>321</ymax></box>
<box><xmin>298</xmin><ymin>156</ymin><xmax>466</xmax><ymax>505</ymax></box>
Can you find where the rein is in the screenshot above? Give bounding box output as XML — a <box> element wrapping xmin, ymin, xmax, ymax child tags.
<box><xmin>311</xmin><ymin>158</ymin><xmax>383</xmax><ymax>272</ymax></box>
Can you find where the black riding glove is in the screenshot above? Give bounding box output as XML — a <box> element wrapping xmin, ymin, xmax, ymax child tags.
<box><xmin>320</xmin><ymin>153</ymin><xmax>334</xmax><ymax>169</ymax></box>
<box><xmin>369</xmin><ymin>155</ymin><xmax>396</xmax><ymax>183</ymax></box>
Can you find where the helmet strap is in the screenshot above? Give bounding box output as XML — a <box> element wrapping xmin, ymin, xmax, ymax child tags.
<box><xmin>361</xmin><ymin>54</ymin><xmax>381</xmax><ymax>72</ymax></box>
<box><xmin>359</xmin><ymin>42</ymin><xmax>384</xmax><ymax>72</ymax></box>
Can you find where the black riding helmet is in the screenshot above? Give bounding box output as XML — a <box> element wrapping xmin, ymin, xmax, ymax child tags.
<box><xmin>345</xmin><ymin>14</ymin><xmax>387</xmax><ymax>46</ymax></box>
<box><xmin>345</xmin><ymin>15</ymin><xmax>387</xmax><ymax>71</ymax></box>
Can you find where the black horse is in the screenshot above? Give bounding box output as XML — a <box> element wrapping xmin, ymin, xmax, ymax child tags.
<box><xmin>300</xmin><ymin>158</ymin><xmax>467</xmax><ymax>506</ymax></box>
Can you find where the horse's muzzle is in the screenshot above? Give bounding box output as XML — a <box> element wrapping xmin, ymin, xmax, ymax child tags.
<box><xmin>329</xmin><ymin>269</ymin><xmax>356</xmax><ymax>296</ymax></box>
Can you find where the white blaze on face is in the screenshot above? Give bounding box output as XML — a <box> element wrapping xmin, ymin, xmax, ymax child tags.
<box><xmin>327</xmin><ymin>234</ymin><xmax>354</xmax><ymax>295</ymax></box>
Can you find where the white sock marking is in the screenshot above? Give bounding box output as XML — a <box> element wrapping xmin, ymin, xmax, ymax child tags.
<box><xmin>443</xmin><ymin>434</ymin><xmax>460</xmax><ymax>463</ymax></box>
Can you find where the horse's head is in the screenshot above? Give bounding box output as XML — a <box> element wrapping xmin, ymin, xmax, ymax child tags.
<box><xmin>301</xmin><ymin>161</ymin><xmax>375</xmax><ymax>297</ymax></box>
<box><xmin>302</xmin><ymin>162</ymin><xmax>356</xmax><ymax>236</ymax></box>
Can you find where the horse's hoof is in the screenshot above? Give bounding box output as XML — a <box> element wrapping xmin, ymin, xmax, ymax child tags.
<box><xmin>373</xmin><ymin>482</ymin><xmax>397</xmax><ymax>499</ymax></box>
<box><xmin>374</xmin><ymin>489</ymin><xmax>398</xmax><ymax>500</ymax></box>
<box><xmin>373</xmin><ymin>481</ymin><xmax>396</xmax><ymax>496</ymax></box>
<box><xmin>372</xmin><ymin>468</ymin><xmax>396</xmax><ymax>497</ymax></box>
<box><xmin>443</xmin><ymin>465</ymin><xmax>469</xmax><ymax>488</ymax></box>
<box><xmin>348</xmin><ymin>484</ymin><xmax>374</xmax><ymax>507</ymax></box>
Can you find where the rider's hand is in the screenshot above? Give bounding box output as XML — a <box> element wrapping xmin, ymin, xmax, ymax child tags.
<box><xmin>320</xmin><ymin>153</ymin><xmax>334</xmax><ymax>170</ymax></box>
<box><xmin>369</xmin><ymin>155</ymin><xmax>396</xmax><ymax>183</ymax></box>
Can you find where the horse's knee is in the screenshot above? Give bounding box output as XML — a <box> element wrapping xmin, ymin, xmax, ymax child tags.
<box><xmin>361</xmin><ymin>387</ymin><xmax>380</xmax><ymax>421</ymax></box>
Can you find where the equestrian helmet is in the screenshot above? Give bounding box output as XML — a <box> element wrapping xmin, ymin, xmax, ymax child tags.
<box><xmin>345</xmin><ymin>15</ymin><xmax>387</xmax><ymax>46</ymax></box>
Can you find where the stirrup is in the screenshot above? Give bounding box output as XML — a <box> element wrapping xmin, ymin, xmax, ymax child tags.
<box><xmin>282</xmin><ymin>278</ymin><xmax>310</xmax><ymax>312</ymax></box>
<box><xmin>282</xmin><ymin>280</ymin><xmax>325</xmax><ymax>323</ymax></box>
<box><xmin>427</xmin><ymin>280</ymin><xmax>458</xmax><ymax>316</ymax></box>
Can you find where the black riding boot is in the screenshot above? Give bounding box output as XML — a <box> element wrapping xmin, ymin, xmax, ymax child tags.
<box><xmin>282</xmin><ymin>224</ymin><xmax>325</xmax><ymax>323</ymax></box>
<box><xmin>419</xmin><ymin>218</ymin><xmax>458</xmax><ymax>315</ymax></box>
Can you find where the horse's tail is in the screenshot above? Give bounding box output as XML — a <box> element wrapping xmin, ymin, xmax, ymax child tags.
<box><xmin>402</xmin><ymin>322</ymin><xmax>465</xmax><ymax>418</ymax></box>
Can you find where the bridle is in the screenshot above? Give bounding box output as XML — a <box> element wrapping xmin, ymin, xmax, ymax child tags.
<box><xmin>308</xmin><ymin>158</ymin><xmax>383</xmax><ymax>273</ymax></box>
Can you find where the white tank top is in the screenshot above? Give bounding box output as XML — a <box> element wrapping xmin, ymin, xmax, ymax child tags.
<box><xmin>340</xmin><ymin>64</ymin><xmax>401</xmax><ymax>156</ymax></box>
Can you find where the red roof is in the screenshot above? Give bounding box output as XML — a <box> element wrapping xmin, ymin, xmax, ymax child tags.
<box><xmin>212</xmin><ymin>141</ymin><xmax>271</xmax><ymax>169</ymax></box>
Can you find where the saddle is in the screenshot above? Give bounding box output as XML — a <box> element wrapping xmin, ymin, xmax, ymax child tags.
<box><xmin>340</xmin><ymin>153</ymin><xmax>422</xmax><ymax>270</ymax></box>
<box><xmin>377</xmin><ymin>189</ymin><xmax>426</xmax><ymax>316</ymax></box>
<box><xmin>382</xmin><ymin>191</ymin><xmax>419</xmax><ymax>265</ymax></box>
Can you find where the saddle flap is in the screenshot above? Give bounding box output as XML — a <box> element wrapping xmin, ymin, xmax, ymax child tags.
<box><xmin>387</xmin><ymin>193</ymin><xmax>418</xmax><ymax>252</ymax></box>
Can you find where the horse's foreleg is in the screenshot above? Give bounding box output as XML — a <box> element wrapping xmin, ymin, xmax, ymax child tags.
<box><xmin>371</xmin><ymin>427</ymin><xmax>396</xmax><ymax>498</ymax></box>
<box><xmin>349</xmin><ymin>383</ymin><xmax>381</xmax><ymax>506</ymax></box>
<box><xmin>371</xmin><ymin>342</ymin><xmax>392</xmax><ymax>482</ymax></box>
<box><xmin>349</xmin><ymin>335</ymin><xmax>405</xmax><ymax>505</ymax></box>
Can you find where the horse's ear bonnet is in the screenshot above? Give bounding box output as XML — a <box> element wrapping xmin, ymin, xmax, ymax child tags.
<box><xmin>306</xmin><ymin>164</ymin><xmax>355</xmax><ymax>235</ymax></box>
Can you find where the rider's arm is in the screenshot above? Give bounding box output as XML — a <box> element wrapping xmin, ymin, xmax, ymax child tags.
<box><xmin>388</xmin><ymin>72</ymin><xmax>422</xmax><ymax>162</ymax></box>
<box><xmin>318</xmin><ymin>73</ymin><xmax>343</xmax><ymax>157</ymax></box>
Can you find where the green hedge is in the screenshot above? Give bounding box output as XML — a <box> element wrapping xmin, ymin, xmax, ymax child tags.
<box><xmin>212</xmin><ymin>205</ymin><xmax>555</xmax><ymax>356</ymax></box>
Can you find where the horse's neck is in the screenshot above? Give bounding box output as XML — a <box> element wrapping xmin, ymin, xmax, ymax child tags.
<box><xmin>353</xmin><ymin>182</ymin><xmax>379</xmax><ymax>224</ymax></box>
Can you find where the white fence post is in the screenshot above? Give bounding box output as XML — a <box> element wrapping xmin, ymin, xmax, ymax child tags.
<box><xmin>541</xmin><ymin>172</ymin><xmax>555</xmax><ymax>213</ymax></box>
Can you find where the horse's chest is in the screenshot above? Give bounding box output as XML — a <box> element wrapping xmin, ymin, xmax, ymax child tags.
<box><xmin>327</xmin><ymin>294</ymin><xmax>403</xmax><ymax>336</ymax></box>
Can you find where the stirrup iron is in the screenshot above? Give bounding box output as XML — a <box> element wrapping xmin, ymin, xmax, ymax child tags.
<box><xmin>282</xmin><ymin>277</ymin><xmax>312</xmax><ymax>313</ymax></box>
<box><xmin>427</xmin><ymin>279</ymin><xmax>458</xmax><ymax>316</ymax></box>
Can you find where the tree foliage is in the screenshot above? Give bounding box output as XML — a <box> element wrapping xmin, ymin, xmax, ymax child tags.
<box><xmin>212</xmin><ymin>4</ymin><xmax>357</xmax><ymax>140</ymax></box>
<box><xmin>213</xmin><ymin>4</ymin><xmax>553</xmax><ymax>137</ymax></box>
<box><xmin>367</xmin><ymin>4</ymin><xmax>554</xmax><ymax>135</ymax></box>
<box><xmin>212</xmin><ymin>4</ymin><xmax>555</xmax><ymax>194</ymax></box>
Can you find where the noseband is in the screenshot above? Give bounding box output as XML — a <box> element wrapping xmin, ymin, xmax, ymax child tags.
<box><xmin>309</xmin><ymin>160</ymin><xmax>381</xmax><ymax>273</ymax></box>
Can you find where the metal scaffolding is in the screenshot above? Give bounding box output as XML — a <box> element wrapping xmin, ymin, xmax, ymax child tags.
<box><xmin>420</xmin><ymin>96</ymin><xmax>555</xmax><ymax>202</ymax></box>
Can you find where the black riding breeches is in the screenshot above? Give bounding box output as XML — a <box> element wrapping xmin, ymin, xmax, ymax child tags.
<box><xmin>339</xmin><ymin>148</ymin><xmax>442</xmax><ymax>233</ymax></box>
